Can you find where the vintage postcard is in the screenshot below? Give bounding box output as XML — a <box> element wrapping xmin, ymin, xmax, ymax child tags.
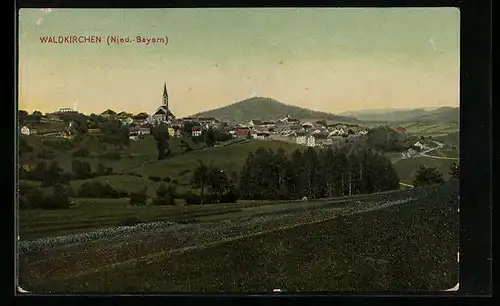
<box><xmin>17</xmin><ymin>7</ymin><xmax>460</xmax><ymax>293</ymax></box>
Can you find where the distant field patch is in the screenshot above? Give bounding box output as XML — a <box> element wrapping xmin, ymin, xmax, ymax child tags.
<box><xmin>427</xmin><ymin>149</ymin><xmax>459</xmax><ymax>159</ymax></box>
<box><xmin>135</xmin><ymin>140</ymin><xmax>302</xmax><ymax>178</ymax></box>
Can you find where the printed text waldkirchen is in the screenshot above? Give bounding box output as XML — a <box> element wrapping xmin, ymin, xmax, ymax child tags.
<box><xmin>39</xmin><ymin>35</ymin><xmax>169</xmax><ymax>46</ymax></box>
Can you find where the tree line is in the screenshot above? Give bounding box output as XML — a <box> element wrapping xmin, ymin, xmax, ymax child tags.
<box><xmin>19</xmin><ymin>159</ymin><xmax>113</xmax><ymax>186</ymax></box>
<box><xmin>236</xmin><ymin>146</ymin><xmax>400</xmax><ymax>201</ymax></box>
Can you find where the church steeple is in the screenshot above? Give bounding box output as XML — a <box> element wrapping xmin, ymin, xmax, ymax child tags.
<box><xmin>162</xmin><ymin>82</ymin><xmax>169</xmax><ymax>109</ymax></box>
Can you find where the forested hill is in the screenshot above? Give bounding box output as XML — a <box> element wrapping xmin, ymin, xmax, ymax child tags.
<box><xmin>192</xmin><ymin>97</ymin><xmax>358</xmax><ymax>122</ymax></box>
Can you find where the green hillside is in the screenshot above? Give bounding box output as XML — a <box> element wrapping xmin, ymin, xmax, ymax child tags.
<box><xmin>134</xmin><ymin>140</ymin><xmax>303</xmax><ymax>180</ymax></box>
<box><xmin>392</xmin><ymin>156</ymin><xmax>456</xmax><ymax>185</ymax></box>
<box><xmin>192</xmin><ymin>97</ymin><xmax>358</xmax><ymax>122</ymax></box>
<box><xmin>403</xmin><ymin>107</ymin><xmax>459</xmax><ymax>124</ymax></box>
<box><xmin>345</xmin><ymin>107</ymin><xmax>459</xmax><ymax>124</ymax></box>
<box><xmin>345</xmin><ymin>108</ymin><xmax>430</xmax><ymax>122</ymax></box>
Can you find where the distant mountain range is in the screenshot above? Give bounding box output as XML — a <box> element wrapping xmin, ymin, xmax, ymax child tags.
<box><xmin>192</xmin><ymin>97</ymin><xmax>358</xmax><ymax>123</ymax></box>
<box><xmin>340</xmin><ymin>107</ymin><xmax>459</xmax><ymax>123</ymax></box>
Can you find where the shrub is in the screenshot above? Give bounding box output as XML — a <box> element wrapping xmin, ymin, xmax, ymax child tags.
<box><xmin>72</xmin><ymin>148</ymin><xmax>90</xmax><ymax>157</ymax></box>
<box><xmin>96</xmin><ymin>163</ymin><xmax>113</xmax><ymax>177</ymax></box>
<box><xmin>129</xmin><ymin>191</ymin><xmax>148</xmax><ymax>206</ymax></box>
<box><xmin>117</xmin><ymin>216</ymin><xmax>141</xmax><ymax>227</ymax></box>
<box><xmin>184</xmin><ymin>191</ymin><xmax>202</xmax><ymax>205</ymax></box>
<box><xmin>183</xmin><ymin>191</ymin><xmax>218</xmax><ymax>205</ymax></box>
<box><xmin>148</xmin><ymin>176</ymin><xmax>162</xmax><ymax>182</ymax></box>
<box><xmin>72</xmin><ymin>159</ymin><xmax>92</xmax><ymax>179</ymax></box>
<box><xmin>219</xmin><ymin>188</ymin><xmax>239</xmax><ymax>203</ymax></box>
<box><xmin>28</xmin><ymin>184</ymin><xmax>71</xmax><ymax>210</ymax></box>
<box><xmin>43</xmin><ymin>139</ymin><xmax>74</xmax><ymax>152</ymax></box>
<box><xmin>77</xmin><ymin>181</ymin><xmax>122</xmax><ymax>198</ymax></box>
<box><xmin>19</xmin><ymin>138</ymin><xmax>34</xmax><ymax>156</ymax></box>
<box><xmin>37</xmin><ymin>149</ymin><xmax>55</xmax><ymax>160</ymax></box>
<box><xmin>46</xmin><ymin>184</ymin><xmax>71</xmax><ymax>209</ymax></box>
<box><xmin>24</xmin><ymin>188</ymin><xmax>44</xmax><ymax>208</ymax></box>
<box><xmin>153</xmin><ymin>183</ymin><xmax>176</xmax><ymax>205</ymax></box>
<box><xmin>59</xmin><ymin>172</ymin><xmax>75</xmax><ymax>184</ymax></box>
<box><xmin>413</xmin><ymin>165</ymin><xmax>445</xmax><ymax>187</ymax></box>
<box><xmin>131</xmin><ymin>194</ymin><xmax>145</xmax><ymax>206</ymax></box>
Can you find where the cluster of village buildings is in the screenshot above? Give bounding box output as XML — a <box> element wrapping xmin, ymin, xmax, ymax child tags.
<box><xmin>19</xmin><ymin>83</ymin><xmax>375</xmax><ymax>148</ymax></box>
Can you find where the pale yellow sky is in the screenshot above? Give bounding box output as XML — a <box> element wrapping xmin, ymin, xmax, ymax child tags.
<box><xmin>18</xmin><ymin>8</ymin><xmax>460</xmax><ymax>117</ymax></box>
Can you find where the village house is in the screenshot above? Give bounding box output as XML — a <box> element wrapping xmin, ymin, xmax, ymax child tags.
<box><xmin>403</xmin><ymin>141</ymin><xmax>425</xmax><ymax>151</ymax></box>
<box><xmin>129</xmin><ymin>126</ymin><xmax>139</xmax><ymax>136</ymax></box>
<box><xmin>118</xmin><ymin>117</ymin><xmax>134</xmax><ymax>126</ymax></box>
<box><xmin>233</xmin><ymin>127</ymin><xmax>251</xmax><ymax>138</ymax></box>
<box><xmin>306</xmin><ymin>135</ymin><xmax>316</xmax><ymax>147</ymax></box>
<box><xmin>278</xmin><ymin>114</ymin><xmax>300</xmax><ymax>125</ymax></box>
<box><xmin>117</xmin><ymin>111</ymin><xmax>133</xmax><ymax>118</ymax></box>
<box><xmin>301</xmin><ymin>122</ymin><xmax>314</xmax><ymax>131</ymax></box>
<box><xmin>100</xmin><ymin>109</ymin><xmax>117</xmax><ymax>118</ymax></box>
<box><xmin>44</xmin><ymin>112</ymin><xmax>64</xmax><ymax>122</ymax></box>
<box><xmin>253</xmin><ymin>131</ymin><xmax>270</xmax><ymax>140</ymax></box>
<box><xmin>295</xmin><ymin>132</ymin><xmax>307</xmax><ymax>145</ymax></box>
<box><xmin>192</xmin><ymin>126</ymin><xmax>202</xmax><ymax>137</ymax></box>
<box><xmin>138</xmin><ymin>127</ymin><xmax>151</xmax><ymax>136</ymax></box>
<box><xmin>248</xmin><ymin>119</ymin><xmax>262</xmax><ymax>128</ymax></box>
<box><xmin>133</xmin><ymin>112</ymin><xmax>150</xmax><ymax>124</ymax></box>
<box><xmin>413</xmin><ymin>141</ymin><xmax>425</xmax><ymax>150</ymax></box>
<box><xmin>329</xmin><ymin>127</ymin><xmax>346</xmax><ymax>137</ymax></box>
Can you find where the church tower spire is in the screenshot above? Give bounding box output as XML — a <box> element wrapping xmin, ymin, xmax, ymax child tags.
<box><xmin>163</xmin><ymin>82</ymin><xmax>168</xmax><ymax>109</ymax></box>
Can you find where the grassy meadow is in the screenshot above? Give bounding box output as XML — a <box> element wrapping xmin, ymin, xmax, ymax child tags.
<box><xmin>392</xmin><ymin>157</ymin><xmax>457</xmax><ymax>185</ymax></box>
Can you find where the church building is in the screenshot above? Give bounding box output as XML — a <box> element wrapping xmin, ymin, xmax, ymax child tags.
<box><xmin>151</xmin><ymin>82</ymin><xmax>176</xmax><ymax>124</ymax></box>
